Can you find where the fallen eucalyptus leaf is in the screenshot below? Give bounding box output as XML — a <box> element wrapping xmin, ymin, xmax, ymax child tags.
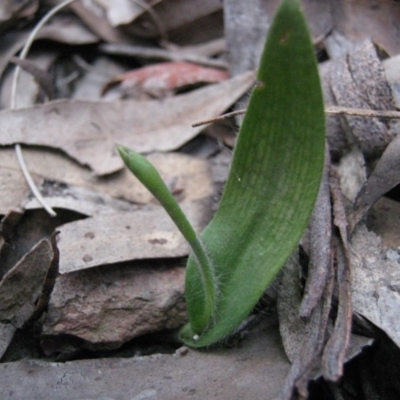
<box><xmin>0</xmin><ymin>148</ymin><xmax>212</xmax><ymax>214</ymax></box>
<box><xmin>57</xmin><ymin>200</ymin><xmax>211</xmax><ymax>274</ymax></box>
<box><xmin>102</xmin><ymin>61</ymin><xmax>228</xmax><ymax>99</ymax></box>
<box><xmin>0</xmin><ymin>72</ymin><xmax>254</xmax><ymax>175</ymax></box>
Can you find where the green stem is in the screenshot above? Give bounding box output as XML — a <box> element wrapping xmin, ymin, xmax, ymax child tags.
<box><xmin>117</xmin><ymin>145</ymin><xmax>217</xmax><ymax>330</ymax></box>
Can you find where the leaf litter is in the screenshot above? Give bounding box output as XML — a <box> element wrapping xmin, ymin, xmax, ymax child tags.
<box><xmin>1</xmin><ymin>1</ymin><xmax>400</xmax><ymax>399</ymax></box>
<box><xmin>0</xmin><ymin>72</ymin><xmax>254</xmax><ymax>175</ymax></box>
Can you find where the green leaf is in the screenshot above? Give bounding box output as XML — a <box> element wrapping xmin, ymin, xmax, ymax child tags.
<box><xmin>180</xmin><ymin>0</ymin><xmax>325</xmax><ymax>346</ymax></box>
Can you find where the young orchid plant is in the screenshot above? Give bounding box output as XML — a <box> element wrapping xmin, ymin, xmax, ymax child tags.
<box><xmin>118</xmin><ymin>0</ymin><xmax>325</xmax><ymax>348</ymax></box>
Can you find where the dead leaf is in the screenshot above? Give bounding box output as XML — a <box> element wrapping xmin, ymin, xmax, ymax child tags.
<box><xmin>24</xmin><ymin>182</ymin><xmax>140</xmax><ymax>217</ymax></box>
<box><xmin>351</xmin><ymin>224</ymin><xmax>400</xmax><ymax>348</ymax></box>
<box><xmin>332</xmin><ymin>0</ymin><xmax>400</xmax><ymax>55</ymax></box>
<box><xmin>0</xmin><ymin>323</ymin><xmax>16</xmax><ymax>359</ymax></box>
<box><xmin>350</xmin><ymin>134</ymin><xmax>400</xmax><ymax>232</ymax></box>
<box><xmin>93</xmin><ymin>0</ymin><xmax>161</xmax><ymax>27</ymax></box>
<box><xmin>69</xmin><ymin>1</ymin><xmax>131</xmax><ymax>43</ymax></box>
<box><xmin>0</xmin><ymin>148</ymin><xmax>213</xmax><ymax>215</ymax></box>
<box><xmin>10</xmin><ymin>56</ymin><xmax>56</xmax><ymax>100</ymax></box>
<box><xmin>0</xmin><ymin>15</ymin><xmax>98</xmax><ymax>82</ymax></box>
<box><xmin>102</xmin><ymin>61</ymin><xmax>229</xmax><ymax>98</ymax></box>
<box><xmin>321</xmin><ymin>237</ymin><xmax>352</xmax><ymax>382</ymax></box>
<box><xmin>71</xmin><ymin>56</ymin><xmax>126</xmax><ymax>100</ymax></box>
<box><xmin>367</xmin><ymin>197</ymin><xmax>400</xmax><ymax>249</ymax></box>
<box><xmin>0</xmin><ymin>1</ymin><xmax>38</xmax><ymax>27</ymax></box>
<box><xmin>325</xmin><ymin>40</ymin><xmax>395</xmax><ymax>158</ymax></box>
<box><xmin>99</xmin><ymin>38</ymin><xmax>227</xmax><ymax>69</ymax></box>
<box><xmin>29</xmin><ymin>231</ymin><xmax>60</xmax><ymax>323</ymax></box>
<box><xmin>300</xmin><ymin>150</ymin><xmax>332</xmax><ymax>318</ymax></box>
<box><xmin>0</xmin><ymin>238</ymin><xmax>53</xmax><ymax>328</ymax></box>
<box><xmin>0</xmin><ymin>72</ymin><xmax>254</xmax><ymax>175</ymax></box>
<box><xmin>129</xmin><ymin>0</ymin><xmax>222</xmax><ymax>40</ymax></box>
<box><xmin>1</xmin><ymin>51</ymin><xmax>58</xmax><ymax>109</ymax></box>
<box><xmin>57</xmin><ymin>200</ymin><xmax>211</xmax><ymax>274</ymax></box>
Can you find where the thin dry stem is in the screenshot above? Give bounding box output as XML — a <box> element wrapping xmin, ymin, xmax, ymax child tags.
<box><xmin>192</xmin><ymin>105</ymin><xmax>400</xmax><ymax>127</ymax></box>
<box><xmin>10</xmin><ymin>0</ymin><xmax>77</xmax><ymax>217</ymax></box>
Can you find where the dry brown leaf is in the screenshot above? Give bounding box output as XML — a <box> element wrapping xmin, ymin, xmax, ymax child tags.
<box><xmin>0</xmin><ymin>72</ymin><xmax>254</xmax><ymax>175</ymax></box>
<box><xmin>0</xmin><ymin>148</ymin><xmax>213</xmax><ymax>214</ymax></box>
<box><xmin>102</xmin><ymin>61</ymin><xmax>229</xmax><ymax>98</ymax></box>
<box><xmin>0</xmin><ymin>238</ymin><xmax>53</xmax><ymax>328</ymax></box>
<box><xmin>57</xmin><ymin>200</ymin><xmax>211</xmax><ymax>274</ymax></box>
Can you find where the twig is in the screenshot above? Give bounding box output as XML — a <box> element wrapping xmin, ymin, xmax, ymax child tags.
<box><xmin>10</xmin><ymin>0</ymin><xmax>77</xmax><ymax>217</ymax></box>
<box><xmin>192</xmin><ymin>105</ymin><xmax>400</xmax><ymax>127</ymax></box>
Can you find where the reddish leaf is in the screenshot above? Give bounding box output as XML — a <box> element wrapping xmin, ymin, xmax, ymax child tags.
<box><xmin>103</xmin><ymin>61</ymin><xmax>228</xmax><ymax>96</ymax></box>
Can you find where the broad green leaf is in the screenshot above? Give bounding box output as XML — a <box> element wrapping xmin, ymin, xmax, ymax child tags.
<box><xmin>180</xmin><ymin>0</ymin><xmax>325</xmax><ymax>346</ymax></box>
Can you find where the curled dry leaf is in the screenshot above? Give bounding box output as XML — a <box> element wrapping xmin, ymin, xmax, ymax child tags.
<box><xmin>349</xmin><ymin>133</ymin><xmax>400</xmax><ymax>232</ymax></box>
<box><xmin>322</xmin><ymin>237</ymin><xmax>352</xmax><ymax>381</ymax></box>
<box><xmin>0</xmin><ymin>72</ymin><xmax>254</xmax><ymax>175</ymax></box>
<box><xmin>279</xmin><ymin>253</ymin><xmax>334</xmax><ymax>400</ymax></box>
<box><xmin>300</xmin><ymin>149</ymin><xmax>332</xmax><ymax>318</ymax></box>
<box><xmin>102</xmin><ymin>61</ymin><xmax>229</xmax><ymax>98</ymax></box>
